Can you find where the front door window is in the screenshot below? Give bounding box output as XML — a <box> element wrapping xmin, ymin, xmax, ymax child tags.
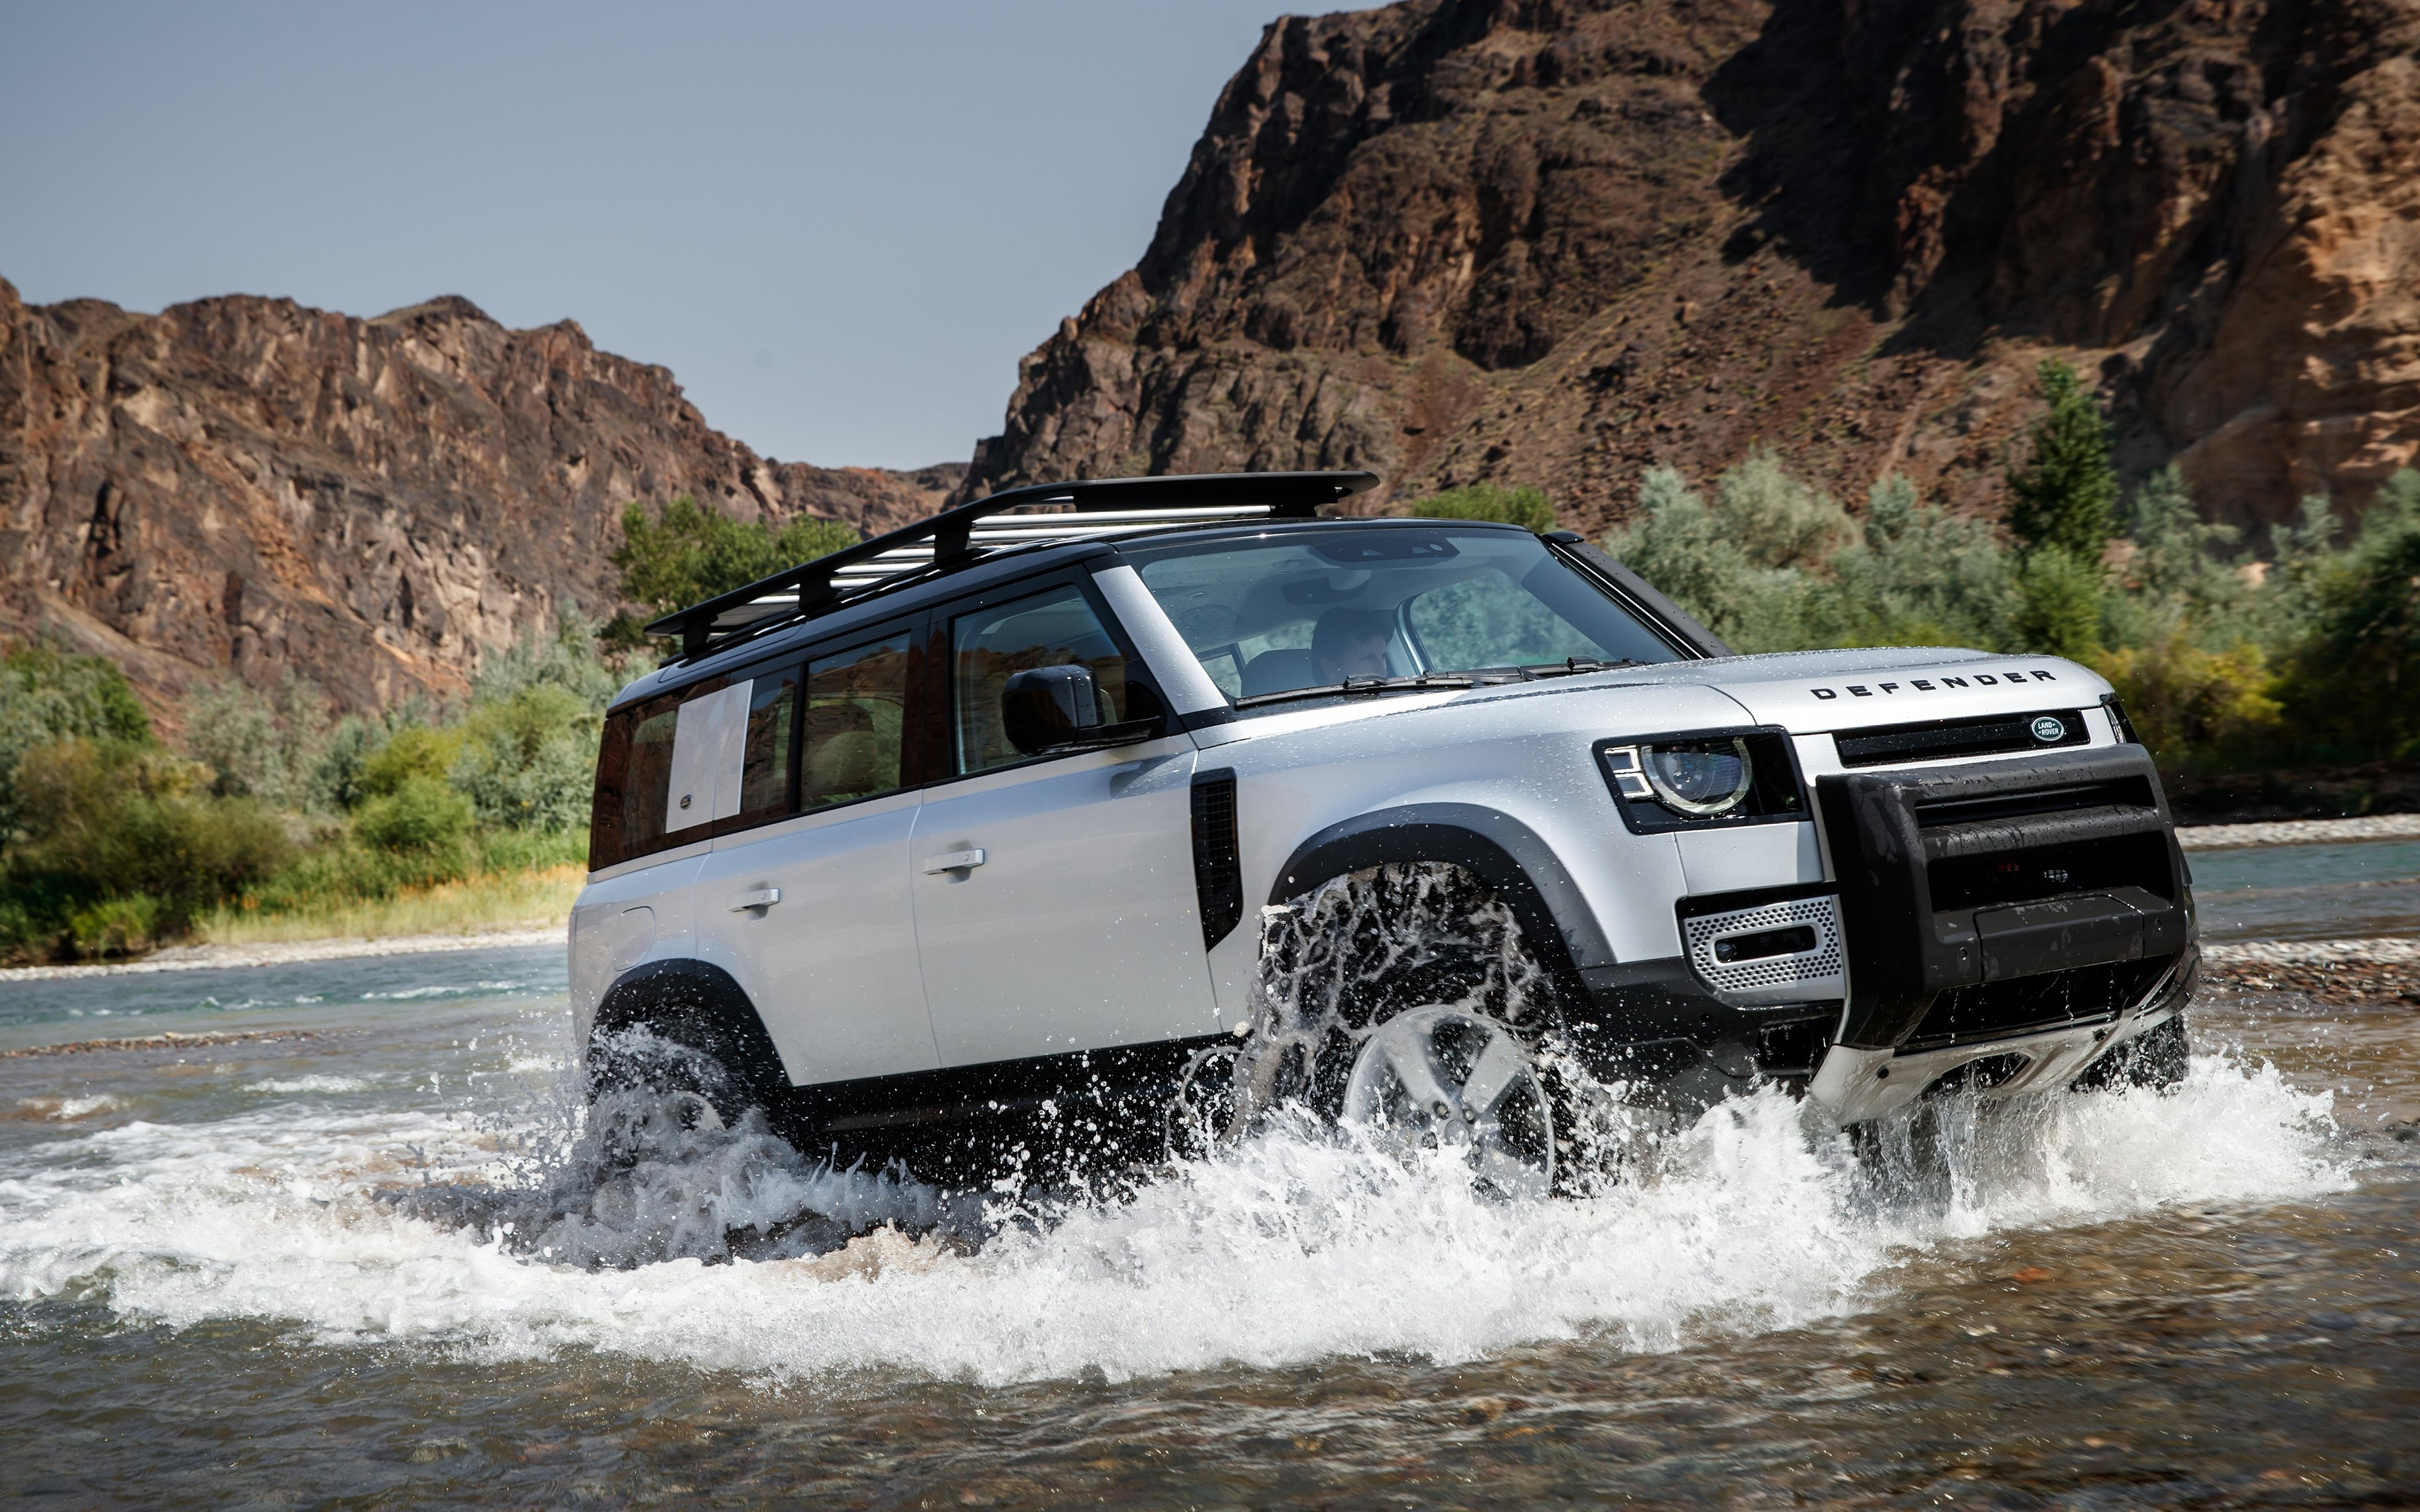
<box><xmin>951</xmin><ymin>585</ymin><xmax>1138</xmax><ymax>775</ymax></box>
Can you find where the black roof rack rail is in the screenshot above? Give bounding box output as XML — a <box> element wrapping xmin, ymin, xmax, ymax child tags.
<box><xmin>645</xmin><ymin>469</ymin><xmax>1381</xmax><ymax>661</ymax></box>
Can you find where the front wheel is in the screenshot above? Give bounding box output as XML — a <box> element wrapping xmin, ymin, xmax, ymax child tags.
<box><xmin>1340</xmin><ymin>1006</ymin><xmax>1556</xmax><ymax>1200</ymax></box>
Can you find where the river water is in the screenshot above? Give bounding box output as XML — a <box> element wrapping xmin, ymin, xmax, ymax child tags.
<box><xmin>2</xmin><ymin>843</ymin><xmax>2416</xmax><ymax>1507</ymax></box>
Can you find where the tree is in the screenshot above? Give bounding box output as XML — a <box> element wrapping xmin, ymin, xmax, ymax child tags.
<box><xmin>2005</xmin><ymin>360</ymin><xmax>2119</xmax><ymax>655</ymax></box>
<box><xmin>2006</xmin><ymin>360</ymin><xmax>2118</xmax><ymax>559</ymax></box>
<box><xmin>606</xmin><ymin>496</ymin><xmax>860</xmax><ymax>643</ymax></box>
<box><xmin>1409</xmin><ymin>484</ymin><xmax>1557</xmax><ymax>534</ymax></box>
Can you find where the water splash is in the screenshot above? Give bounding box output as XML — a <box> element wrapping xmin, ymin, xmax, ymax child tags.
<box><xmin>0</xmin><ymin>1036</ymin><xmax>2349</xmax><ymax>1386</ymax></box>
<box><xmin>0</xmin><ymin>863</ymin><xmax>2364</xmax><ymax>1388</ymax></box>
<box><xmin>1230</xmin><ymin>862</ymin><xmax>1550</xmax><ymax>1125</ymax></box>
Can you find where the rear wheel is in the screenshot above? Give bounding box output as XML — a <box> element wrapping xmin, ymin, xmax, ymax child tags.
<box><xmin>2070</xmin><ymin>1014</ymin><xmax>2189</xmax><ymax>1092</ymax></box>
<box><xmin>586</xmin><ymin>1022</ymin><xmax>749</xmax><ymax>1131</ymax></box>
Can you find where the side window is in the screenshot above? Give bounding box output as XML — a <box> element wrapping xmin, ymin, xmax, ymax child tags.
<box><xmin>730</xmin><ymin>667</ymin><xmax>798</xmax><ymax>828</ymax></box>
<box><xmin>588</xmin><ymin>684</ymin><xmax>704</xmax><ymax>868</ymax></box>
<box><xmin>802</xmin><ymin>633</ymin><xmax>913</xmax><ymax>810</ymax></box>
<box><xmin>951</xmin><ymin>584</ymin><xmax>1138</xmax><ymax>776</ymax></box>
<box><xmin>1406</xmin><ymin>570</ymin><xmax>1606</xmax><ymax>670</ymax></box>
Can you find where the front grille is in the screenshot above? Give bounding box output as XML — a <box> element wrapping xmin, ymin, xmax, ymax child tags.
<box><xmin>1901</xmin><ymin>957</ymin><xmax>2173</xmax><ymax>1051</ymax></box>
<box><xmin>1836</xmin><ymin>707</ymin><xmax>2089</xmax><ymax>767</ymax></box>
<box><xmin>1927</xmin><ymin>828</ymin><xmax>2176</xmax><ymax>912</ymax></box>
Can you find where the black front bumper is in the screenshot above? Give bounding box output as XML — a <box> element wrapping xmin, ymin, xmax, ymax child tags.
<box><xmin>1570</xmin><ymin>743</ymin><xmax>2196</xmax><ymax>1109</ymax></box>
<box><xmin>1816</xmin><ymin>743</ymin><xmax>2194</xmax><ymax>1053</ymax></box>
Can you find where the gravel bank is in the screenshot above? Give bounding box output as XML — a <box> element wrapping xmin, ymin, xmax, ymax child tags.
<box><xmin>2177</xmin><ymin>814</ymin><xmax>2420</xmax><ymax>849</ymax></box>
<box><xmin>0</xmin><ymin>926</ymin><xmax>563</xmax><ymax>982</ymax></box>
<box><xmin>2200</xmin><ymin>937</ymin><xmax>2420</xmax><ymax>1005</ymax></box>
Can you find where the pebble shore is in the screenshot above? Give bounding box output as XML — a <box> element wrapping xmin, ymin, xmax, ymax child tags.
<box><xmin>2176</xmin><ymin>813</ymin><xmax>2420</xmax><ymax>849</ymax></box>
<box><xmin>1</xmin><ymin>926</ymin><xmax>563</xmax><ymax>982</ymax></box>
<box><xmin>2201</xmin><ymin>937</ymin><xmax>2420</xmax><ymax>1005</ymax></box>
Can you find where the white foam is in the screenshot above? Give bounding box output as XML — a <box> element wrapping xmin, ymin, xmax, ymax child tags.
<box><xmin>246</xmin><ymin>1075</ymin><xmax>374</xmax><ymax>1095</ymax></box>
<box><xmin>0</xmin><ymin>1050</ymin><xmax>2352</xmax><ymax>1387</ymax></box>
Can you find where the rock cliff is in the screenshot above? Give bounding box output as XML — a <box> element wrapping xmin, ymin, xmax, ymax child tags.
<box><xmin>0</xmin><ymin>281</ymin><xmax>956</xmax><ymax>721</ymax></box>
<box><xmin>959</xmin><ymin>0</ymin><xmax>2420</xmax><ymax>534</ymax></box>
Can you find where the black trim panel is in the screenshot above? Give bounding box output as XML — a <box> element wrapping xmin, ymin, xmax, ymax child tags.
<box><xmin>1270</xmin><ymin>803</ymin><xmax>1613</xmax><ymax>972</ymax></box>
<box><xmin>1191</xmin><ymin>769</ymin><xmax>1243</xmax><ymax>951</ymax></box>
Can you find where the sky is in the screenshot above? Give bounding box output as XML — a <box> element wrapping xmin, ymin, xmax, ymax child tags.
<box><xmin>0</xmin><ymin>1</ymin><xmax>1289</xmax><ymax>469</ymax></box>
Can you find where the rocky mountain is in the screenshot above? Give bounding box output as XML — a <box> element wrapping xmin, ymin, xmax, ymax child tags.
<box><xmin>0</xmin><ymin>280</ymin><xmax>957</xmax><ymax>722</ymax></box>
<box><xmin>958</xmin><ymin>0</ymin><xmax>2420</xmax><ymax>535</ymax></box>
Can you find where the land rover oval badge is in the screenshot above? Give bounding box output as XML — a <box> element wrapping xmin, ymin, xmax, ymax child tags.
<box><xmin>2031</xmin><ymin>715</ymin><xmax>2066</xmax><ymax>743</ymax></box>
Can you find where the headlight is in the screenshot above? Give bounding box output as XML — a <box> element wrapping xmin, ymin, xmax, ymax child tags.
<box><xmin>1642</xmin><ymin>738</ymin><xmax>1754</xmax><ymax>816</ymax></box>
<box><xmin>1597</xmin><ymin>730</ymin><xmax>1803</xmax><ymax>831</ymax></box>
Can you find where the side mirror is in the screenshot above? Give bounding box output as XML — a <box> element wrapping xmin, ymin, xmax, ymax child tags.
<box><xmin>1002</xmin><ymin>665</ymin><xmax>1107</xmax><ymax>754</ymax></box>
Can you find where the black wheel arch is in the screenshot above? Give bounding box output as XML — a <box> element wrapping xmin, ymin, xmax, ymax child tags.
<box><xmin>1267</xmin><ymin>803</ymin><xmax>1614</xmax><ymax>980</ymax></box>
<box><xmin>589</xmin><ymin>958</ymin><xmax>792</xmax><ymax>1111</ymax></box>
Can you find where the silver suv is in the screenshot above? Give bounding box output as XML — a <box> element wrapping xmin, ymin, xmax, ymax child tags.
<box><xmin>571</xmin><ymin>472</ymin><xmax>2196</xmax><ymax>1189</ymax></box>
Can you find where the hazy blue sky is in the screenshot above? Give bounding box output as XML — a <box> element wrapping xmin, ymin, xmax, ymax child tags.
<box><xmin>0</xmin><ymin>2</ymin><xmax>1289</xmax><ymax>469</ymax></box>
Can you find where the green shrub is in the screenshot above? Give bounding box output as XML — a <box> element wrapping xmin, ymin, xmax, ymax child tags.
<box><xmin>355</xmin><ymin>774</ymin><xmax>475</xmax><ymax>856</ymax></box>
<box><xmin>2274</xmin><ymin>469</ymin><xmax>2420</xmax><ymax>761</ymax></box>
<box><xmin>1802</xmin><ymin>474</ymin><xmax>2020</xmax><ymax>650</ymax></box>
<box><xmin>1409</xmin><ymin>484</ymin><xmax>1558</xmax><ymax>534</ymax></box>
<box><xmin>0</xmin><ymin>736</ymin><xmax>294</xmax><ymax>958</ymax></box>
<box><xmin>450</xmin><ymin>684</ymin><xmax>597</xmax><ymax>830</ymax></box>
<box><xmin>2014</xmin><ymin>548</ymin><xmax>2108</xmax><ymax>659</ymax></box>
<box><xmin>359</xmin><ymin>724</ymin><xmax>466</xmax><ymax>800</ymax></box>
<box><xmin>0</xmin><ymin>637</ymin><xmax>154</xmax><ymax>835</ymax></box>
<box><xmin>609</xmin><ymin>496</ymin><xmax>859</xmax><ymax>637</ymax></box>
<box><xmin>475</xmin><ymin>612</ymin><xmax>623</xmax><ymax>709</ymax></box>
<box><xmin>2094</xmin><ymin>636</ymin><xmax>2285</xmax><ymax>776</ymax></box>
<box><xmin>69</xmin><ymin>893</ymin><xmax>163</xmax><ymax>958</ymax></box>
<box><xmin>1604</xmin><ymin>466</ymin><xmax>1812</xmax><ymax>651</ymax></box>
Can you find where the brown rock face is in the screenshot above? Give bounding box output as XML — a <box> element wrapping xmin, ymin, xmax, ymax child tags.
<box><xmin>959</xmin><ymin>0</ymin><xmax>2420</xmax><ymax>534</ymax></box>
<box><xmin>0</xmin><ymin>282</ymin><xmax>958</xmax><ymax>721</ymax></box>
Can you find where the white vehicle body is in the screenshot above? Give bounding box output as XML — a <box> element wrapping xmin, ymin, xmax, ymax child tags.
<box><xmin>571</xmin><ymin>473</ymin><xmax>2195</xmax><ymax>1170</ymax></box>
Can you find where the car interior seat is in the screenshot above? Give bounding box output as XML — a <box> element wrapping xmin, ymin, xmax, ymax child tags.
<box><xmin>1240</xmin><ymin>648</ymin><xmax>1315</xmax><ymax>697</ymax></box>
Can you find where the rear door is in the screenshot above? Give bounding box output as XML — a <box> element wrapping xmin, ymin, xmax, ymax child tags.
<box><xmin>908</xmin><ymin>576</ymin><xmax>1214</xmax><ymax>1068</ymax></box>
<box><xmin>691</xmin><ymin>626</ymin><xmax>938</xmax><ymax>1086</ymax></box>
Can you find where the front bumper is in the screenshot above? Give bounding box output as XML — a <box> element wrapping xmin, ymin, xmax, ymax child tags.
<box><xmin>1576</xmin><ymin>743</ymin><xmax>2199</xmax><ymax>1121</ymax></box>
<box><xmin>1807</xmin><ymin>946</ymin><xmax>2194</xmax><ymax>1121</ymax></box>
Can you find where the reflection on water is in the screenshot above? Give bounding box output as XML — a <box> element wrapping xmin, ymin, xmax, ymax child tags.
<box><xmin>2192</xmin><ymin>837</ymin><xmax>2420</xmax><ymax>941</ymax></box>
<box><xmin>0</xmin><ymin>943</ymin><xmax>2414</xmax><ymax>1506</ymax></box>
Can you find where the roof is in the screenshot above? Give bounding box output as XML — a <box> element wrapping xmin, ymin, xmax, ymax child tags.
<box><xmin>645</xmin><ymin>470</ymin><xmax>1381</xmax><ymax>661</ymax></box>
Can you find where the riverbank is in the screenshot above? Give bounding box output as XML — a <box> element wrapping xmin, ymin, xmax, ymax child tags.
<box><xmin>2176</xmin><ymin>814</ymin><xmax>2420</xmax><ymax>849</ymax></box>
<box><xmin>0</xmin><ymin>926</ymin><xmax>562</xmax><ymax>982</ymax></box>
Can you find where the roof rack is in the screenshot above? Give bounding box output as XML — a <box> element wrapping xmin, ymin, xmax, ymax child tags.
<box><xmin>646</xmin><ymin>469</ymin><xmax>1381</xmax><ymax>660</ymax></box>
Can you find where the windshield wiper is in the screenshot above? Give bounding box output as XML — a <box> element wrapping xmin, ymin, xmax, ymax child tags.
<box><xmin>1232</xmin><ymin>672</ymin><xmax>1504</xmax><ymax>710</ymax></box>
<box><xmin>1511</xmin><ymin>658</ymin><xmax>1643</xmax><ymax>680</ymax></box>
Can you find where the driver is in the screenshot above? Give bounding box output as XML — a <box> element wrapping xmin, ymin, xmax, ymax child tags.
<box><xmin>1310</xmin><ymin>607</ymin><xmax>1392</xmax><ymax>682</ymax></box>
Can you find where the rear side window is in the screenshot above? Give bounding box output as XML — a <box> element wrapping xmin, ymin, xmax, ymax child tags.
<box><xmin>802</xmin><ymin>633</ymin><xmax>913</xmax><ymax>809</ymax></box>
<box><xmin>591</xmin><ymin>668</ymin><xmax>812</xmax><ymax>868</ymax></box>
<box><xmin>590</xmin><ymin>683</ymin><xmax>710</xmax><ymax>869</ymax></box>
<box><xmin>951</xmin><ymin>585</ymin><xmax>1140</xmax><ymax>775</ymax></box>
<box><xmin>732</xmin><ymin>669</ymin><xmax>798</xmax><ymax>828</ymax></box>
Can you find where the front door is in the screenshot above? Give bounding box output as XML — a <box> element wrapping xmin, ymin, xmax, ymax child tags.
<box><xmin>909</xmin><ymin>579</ymin><xmax>1216</xmax><ymax>1068</ymax></box>
<box><xmin>694</xmin><ymin>629</ymin><xmax>937</xmax><ymax>1085</ymax></box>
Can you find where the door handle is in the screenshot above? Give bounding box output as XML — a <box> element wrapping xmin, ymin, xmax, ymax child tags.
<box><xmin>729</xmin><ymin>887</ymin><xmax>781</xmax><ymax>912</ymax></box>
<box><xmin>923</xmin><ymin>848</ymin><xmax>987</xmax><ymax>874</ymax></box>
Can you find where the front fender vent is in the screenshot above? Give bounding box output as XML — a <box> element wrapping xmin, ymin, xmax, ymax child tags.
<box><xmin>1191</xmin><ymin>770</ymin><xmax>1243</xmax><ymax>951</ymax></box>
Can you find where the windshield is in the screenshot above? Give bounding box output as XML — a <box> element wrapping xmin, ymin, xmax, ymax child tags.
<box><xmin>1123</xmin><ymin>525</ymin><xmax>1686</xmax><ymax>704</ymax></box>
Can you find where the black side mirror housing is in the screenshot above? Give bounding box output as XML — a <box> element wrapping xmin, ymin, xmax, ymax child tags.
<box><xmin>1003</xmin><ymin>665</ymin><xmax>1107</xmax><ymax>754</ymax></box>
<box><xmin>1002</xmin><ymin>665</ymin><xmax>1166</xmax><ymax>755</ymax></box>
